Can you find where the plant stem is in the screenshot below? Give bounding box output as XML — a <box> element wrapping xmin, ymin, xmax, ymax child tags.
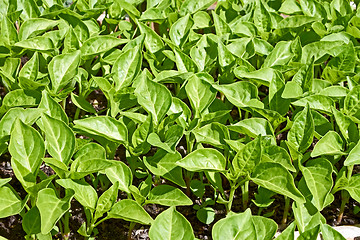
<box><xmin>127</xmin><ymin>222</ymin><xmax>136</xmax><ymax>240</ymax></box>
<box><xmin>74</xmin><ymin>108</ymin><xmax>81</xmax><ymax>120</ymax></box>
<box><xmin>337</xmin><ymin>190</ymin><xmax>350</xmax><ymax>225</ymax></box>
<box><xmin>226</xmin><ymin>183</ymin><xmax>236</xmax><ymax>214</ymax></box>
<box><xmin>241</xmin><ymin>181</ymin><xmax>249</xmax><ymax>211</ymax></box>
<box><xmin>281</xmin><ymin>196</ymin><xmax>290</xmax><ymax>225</ymax></box>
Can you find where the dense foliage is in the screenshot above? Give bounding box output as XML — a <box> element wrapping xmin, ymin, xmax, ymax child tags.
<box><xmin>0</xmin><ymin>0</ymin><xmax>360</xmax><ymax>239</ymax></box>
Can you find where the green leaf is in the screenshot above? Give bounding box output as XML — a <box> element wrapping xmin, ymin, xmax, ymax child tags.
<box><xmin>262</xmin><ymin>145</ymin><xmax>296</xmax><ymax>172</ymax></box>
<box><xmin>212</xmin><ymin>209</ymin><xmax>256</xmax><ymax>240</ymax></box>
<box><xmin>95</xmin><ymin>182</ymin><xmax>119</xmax><ymax>220</ymax></box>
<box><xmin>229</xmin><ymin>118</ymin><xmax>274</xmax><ymax>138</ymax></box>
<box><xmin>147</xmin><ymin>185</ymin><xmax>192</xmax><ymax>206</ymax></box>
<box><xmin>134</xmin><ymin>76</ymin><xmax>172</xmax><ymax>125</ymax></box>
<box><xmin>311</xmin><ymin>131</ymin><xmax>344</xmax><ymax>157</ymax></box>
<box><xmin>19</xmin><ymin>18</ymin><xmax>58</xmax><ymax>41</ymax></box>
<box><xmin>22</xmin><ymin>207</ymin><xmax>41</xmax><ymax>235</ymax></box>
<box><xmin>0</xmin><ymin>185</ymin><xmax>25</xmax><ymax>218</ymax></box>
<box><xmin>39</xmin><ymin>114</ymin><xmax>75</xmax><ymax>165</ymax></box>
<box><xmin>104</xmin><ymin>161</ymin><xmax>133</xmax><ymax>193</ymax></box>
<box><xmin>9</xmin><ymin>119</ymin><xmax>45</xmax><ymax>188</ymax></box>
<box><xmin>321</xmin><ymin>224</ymin><xmax>346</xmax><ymax>240</ymax></box>
<box><xmin>14</xmin><ymin>36</ymin><xmax>54</xmax><ymax>51</ymax></box>
<box><xmin>74</xmin><ymin>116</ymin><xmax>128</xmax><ymax>143</ymax></box>
<box><xmin>193</xmin><ymin>122</ymin><xmax>230</xmax><ymax>149</ymax></box>
<box><xmin>80</xmin><ymin>36</ymin><xmax>128</xmax><ymax>59</ymax></box>
<box><xmin>112</xmin><ymin>46</ymin><xmax>142</xmax><ymax>91</ymax></box>
<box><xmin>213</xmin><ymin>81</ymin><xmax>259</xmax><ymax>108</ymax></box>
<box><xmin>177</xmin><ymin>148</ymin><xmax>226</xmax><ymax>172</ymax></box>
<box><xmin>288</xmin><ymin>105</ymin><xmax>314</xmax><ymax>153</ymax></box>
<box><xmin>70</xmin><ymin>93</ymin><xmax>96</xmax><ymax>114</ymax></box>
<box><xmin>169</xmin><ymin>14</ymin><xmax>193</xmax><ymax>47</ymax></box>
<box><xmin>179</xmin><ymin>0</ymin><xmax>216</xmax><ymax>16</ymax></box>
<box><xmin>149</xmin><ymin>207</ymin><xmax>195</xmax><ymax>240</ymax></box>
<box><xmin>301</xmin><ymin>158</ymin><xmax>334</xmax><ymax>211</ymax></box>
<box><xmin>275</xmin><ymin>222</ymin><xmax>296</xmax><ymax>240</ymax></box>
<box><xmin>48</xmin><ymin>50</ymin><xmax>80</xmax><ymax>94</ymax></box>
<box><xmin>345</xmin><ymin>174</ymin><xmax>360</xmax><ymax>203</ymax></box>
<box><xmin>2</xmin><ymin>89</ymin><xmax>41</xmax><ymax>108</ymax></box>
<box><xmin>38</xmin><ymin>91</ymin><xmax>68</xmax><ymax>124</ymax></box>
<box><xmin>251</xmin><ymin>162</ymin><xmax>305</xmax><ymax>203</ymax></box>
<box><xmin>108</xmin><ymin>199</ymin><xmax>153</xmax><ymax>225</ymax></box>
<box><xmin>36</xmin><ymin>188</ymin><xmax>74</xmax><ymax>234</ymax></box>
<box><xmin>252</xmin><ymin>216</ymin><xmax>278</xmax><ymax>240</ymax></box>
<box><xmin>233</xmin><ymin>137</ymin><xmax>262</xmax><ymax>177</ymax></box>
<box><xmin>138</xmin><ymin>21</ymin><xmax>164</xmax><ymax>53</ymax></box>
<box><xmin>56</xmin><ymin>179</ymin><xmax>97</xmax><ymax>210</ymax></box>
<box><xmin>185</xmin><ymin>75</ymin><xmax>216</xmax><ymax>118</ymax></box>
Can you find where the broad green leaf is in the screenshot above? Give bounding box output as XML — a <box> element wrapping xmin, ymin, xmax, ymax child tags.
<box><xmin>179</xmin><ymin>0</ymin><xmax>216</xmax><ymax>16</ymax></box>
<box><xmin>38</xmin><ymin>91</ymin><xmax>68</xmax><ymax>124</ymax></box>
<box><xmin>251</xmin><ymin>162</ymin><xmax>305</xmax><ymax>203</ymax></box>
<box><xmin>9</xmin><ymin>119</ymin><xmax>45</xmax><ymax>188</ymax></box>
<box><xmin>185</xmin><ymin>74</ymin><xmax>216</xmax><ymax>118</ymax></box>
<box><xmin>147</xmin><ymin>185</ymin><xmax>192</xmax><ymax>206</ymax></box>
<box><xmin>2</xmin><ymin>89</ymin><xmax>41</xmax><ymax>108</ymax></box>
<box><xmin>0</xmin><ymin>108</ymin><xmax>43</xmax><ymax>137</ymax></box>
<box><xmin>73</xmin><ymin>143</ymin><xmax>106</xmax><ymax>162</ymax></box>
<box><xmin>14</xmin><ymin>36</ymin><xmax>54</xmax><ymax>52</ymax></box>
<box><xmin>345</xmin><ymin>86</ymin><xmax>360</xmax><ymax>120</ymax></box>
<box><xmin>80</xmin><ymin>36</ymin><xmax>128</xmax><ymax>59</ymax></box>
<box><xmin>269</xmin><ymin>71</ymin><xmax>290</xmax><ymax>115</ymax></box>
<box><xmin>144</xmin><ymin>151</ymin><xmax>186</xmax><ymax>187</ymax></box>
<box><xmin>36</xmin><ymin>188</ymin><xmax>74</xmax><ymax>234</ymax></box>
<box><xmin>275</xmin><ymin>222</ymin><xmax>296</xmax><ymax>240</ymax></box>
<box><xmin>252</xmin><ymin>216</ymin><xmax>277</xmax><ymax>240</ymax></box>
<box><xmin>293</xmin><ymin>201</ymin><xmax>326</xmax><ymax>233</ymax></box>
<box><xmin>229</xmin><ymin>118</ymin><xmax>274</xmax><ymax>138</ymax></box>
<box><xmin>1</xmin><ymin>16</ymin><xmax>18</xmax><ymax>45</ymax></box>
<box><xmin>332</xmin><ymin>106</ymin><xmax>358</xmax><ymax>143</ymax></box>
<box><xmin>262</xmin><ymin>145</ymin><xmax>296</xmax><ymax>172</ymax></box>
<box><xmin>105</xmin><ymin>161</ymin><xmax>133</xmax><ymax>193</ymax></box>
<box><xmin>297</xmin><ymin>225</ymin><xmax>320</xmax><ymax>240</ymax></box>
<box><xmin>149</xmin><ymin>207</ymin><xmax>195</xmax><ymax>240</ymax></box>
<box><xmin>22</xmin><ymin>207</ymin><xmax>41</xmax><ymax>235</ymax></box>
<box><xmin>321</xmin><ymin>224</ymin><xmax>346</xmax><ymax>240</ymax></box>
<box><xmin>344</xmin><ymin>140</ymin><xmax>360</xmax><ymax>166</ymax></box>
<box><xmin>213</xmin><ymin>81</ymin><xmax>258</xmax><ymax>108</ymax></box>
<box><xmin>311</xmin><ymin>131</ymin><xmax>344</xmax><ymax>157</ymax></box>
<box><xmin>134</xmin><ymin>76</ymin><xmax>172</xmax><ymax>125</ymax></box>
<box><xmin>301</xmin><ymin>158</ymin><xmax>333</xmax><ymax>211</ymax></box>
<box><xmin>108</xmin><ymin>199</ymin><xmax>153</xmax><ymax>225</ymax></box>
<box><xmin>345</xmin><ymin>174</ymin><xmax>360</xmax><ymax>203</ymax></box>
<box><xmin>263</xmin><ymin>41</ymin><xmax>293</xmax><ymax>68</ymax></box>
<box><xmin>169</xmin><ymin>14</ymin><xmax>193</xmax><ymax>47</ymax></box>
<box><xmin>56</xmin><ymin>179</ymin><xmax>97</xmax><ymax>210</ymax></box>
<box><xmin>70</xmin><ymin>93</ymin><xmax>96</xmax><ymax>114</ymax></box>
<box><xmin>48</xmin><ymin>50</ymin><xmax>80</xmax><ymax>94</ymax></box>
<box><xmin>0</xmin><ymin>185</ymin><xmax>24</xmax><ymax>218</ymax></box>
<box><xmin>18</xmin><ymin>52</ymin><xmax>39</xmax><ymax>88</ymax></box>
<box><xmin>39</xmin><ymin>114</ymin><xmax>75</xmax><ymax>165</ymax></box>
<box><xmin>193</xmin><ymin>122</ymin><xmax>230</xmax><ymax>149</ymax></box>
<box><xmin>288</xmin><ymin>105</ymin><xmax>314</xmax><ymax>153</ymax></box>
<box><xmin>212</xmin><ymin>209</ymin><xmax>256</xmax><ymax>240</ymax></box>
<box><xmin>19</xmin><ymin>18</ymin><xmax>58</xmax><ymax>41</ymax></box>
<box><xmin>138</xmin><ymin>21</ymin><xmax>164</xmax><ymax>53</ymax></box>
<box><xmin>95</xmin><ymin>182</ymin><xmax>119</xmax><ymax>220</ymax></box>
<box><xmin>177</xmin><ymin>148</ymin><xmax>226</xmax><ymax>172</ymax></box>
<box><xmin>292</xmin><ymin>95</ymin><xmax>334</xmax><ymax>113</ymax></box>
<box><xmin>74</xmin><ymin>116</ymin><xmax>128</xmax><ymax>143</ymax></box>
<box><xmin>70</xmin><ymin>159</ymin><xmax>114</xmax><ymax>178</ymax></box>
<box><xmin>233</xmin><ymin>137</ymin><xmax>262</xmax><ymax>177</ymax></box>
<box><xmin>112</xmin><ymin>46</ymin><xmax>142</xmax><ymax>91</ymax></box>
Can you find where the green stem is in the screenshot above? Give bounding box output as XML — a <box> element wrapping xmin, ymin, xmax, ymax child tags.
<box><xmin>93</xmin><ymin>216</ymin><xmax>110</xmax><ymax>228</ymax></box>
<box><xmin>127</xmin><ymin>222</ymin><xmax>136</xmax><ymax>240</ymax></box>
<box><xmin>62</xmin><ymin>98</ymin><xmax>66</xmax><ymax>110</ymax></box>
<box><xmin>337</xmin><ymin>191</ymin><xmax>350</xmax><ymax>225</ymax></box>
<box><xmin>241</xmin><ymin>181</ymin><xmax>249</xmax><ymax>211</ymax></box>
<box><xmin>74</xmin><ymin>108</ymin><xmax>81</xmax><ymax>120</ymax></box>
<box><xmin>226</xmin><ymin>183</ymin><xmax>236</xmax><ymax>214</ymax></box>
<box><xmin>61</xmin><ymin>211</ymin><xmax>70</xmax><ymax>239</ymax></box>
<box><xmin>281</xmin><ymin>196</ymin><xmax>290</xmax><ymax>225</ymax></box>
